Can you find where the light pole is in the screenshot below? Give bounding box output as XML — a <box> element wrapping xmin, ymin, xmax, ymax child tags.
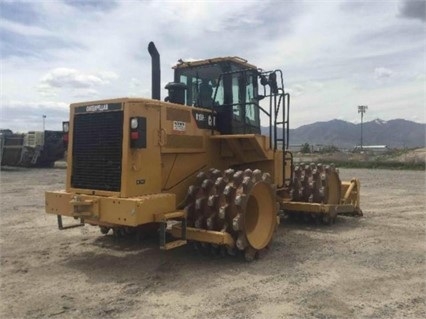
<box><xmin>358</xmin><ymin>105</ymin><xmax>368</xmax><ymax>149</ymax></box>
<box><xmin>42</xmin><ymin>115</ymin><xmax>46</xmax><ymax>132</ymax></box>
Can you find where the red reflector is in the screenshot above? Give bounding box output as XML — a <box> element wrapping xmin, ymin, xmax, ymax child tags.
<box><xmin>131</xmin><ymin>131</ymin><xmax>139</xmax><ymax>140</ymax></box>
<box><xmin>63</xmin><ymin>133</ymin><xmax>69</xmax><ymax>142</ymax></box>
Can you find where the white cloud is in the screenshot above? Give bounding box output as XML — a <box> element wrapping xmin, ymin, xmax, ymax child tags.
<box><xmin>2</xmin><ymin>100</ymin><xmax>68</xmax><ymax>111</ymax></box>
<box><xmin>128</xmin><ymin>77</ymin><xmax>150</xmax><ymax>97</ymax></box>
<box><xmin>72</xmin><ymin>88</ymin><xmax>99</xmax><ymax>98</ymax></box>
<box><xmin>96</xmin><ymin>71</ymin><xmax>119</xmax><ymax>81</ymax></box>
<box><xmin>415</xmin><ymin>73</ymin><xmax>426</xmax><ymax>81</ymax></box>
<box><xmin>40</xmin><ymin>68</ymin><xmax>117</xmax><ymax>89</ymax></box>
<box><xmin>0</xmin><ymin>0</ymin><xmax>424</xmax><ymax>131</ymax></box>
<box><xmin>37</xmin><ymin>83</ymin><xmax>57</xmax><ymax>98</ymax></box>
<box><xmin>374</xmin><ymin>67</ymin><xmax>394</xmax><ymax>80</ymax></box>
<box><xmin>287</xmin><ymin>84</ymin><xmax>305</xmax><ymax>97</ymax></box>
<box><xmin>0</xmin><ymin>19</ymin><xmax>52</xmax><ymax>36</ymax></box>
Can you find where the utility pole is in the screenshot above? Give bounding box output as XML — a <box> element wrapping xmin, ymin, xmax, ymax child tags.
<box><xmin>357</xmin><ymin>105</ymin><xmax>368</xmax><ymax>149</ymax></box>
<box><xmin>42</xmin><ymin>115</ymin><xmax>46</xmax><ymax>132</ymax></box>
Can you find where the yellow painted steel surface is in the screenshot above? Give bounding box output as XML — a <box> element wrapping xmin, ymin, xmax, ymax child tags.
<box><xmin>47</xmin><ymin>98</ymin><xmax>281</xmax><ymax>234</ymax></box>
<box><xmin>161</xmin><ymin>240</ymin><xmax>187</xmax><ymax>250</ymax></box>
<box><xmin>59</xmin><ymin>100</ymin><xmax>281</xmax><ymax>198</ymax></box>
<box><xmin>153</xmin><ymin>211</ymin><xmax>186</xmax><ymax>222</ymax></box>
<box><xmin>281</xmin><ymin>178</ymin><xmax>362</xmax><ymax>216</ymax></box>
<box><xmin>282</xmin><ymin>202</ymin><xmax>356</xmax><ymax>215</ymax></box>
<box><xmin>46</xmin><ymin>190</ymin><xmax>176</xmax><ymax>227</ymax></box>
<box><xmin>244</xmin><ymin>180</ymin><xmax>277</xmax><ymax>250</ymax></box>
<box><xmin>341</xmin><ymin>179</ymin><xmax>361</xmax><ymax>208</ymax></box>
<box><xmin>46</xmin><ymin>95</ymin><xmax>362</xmax><ymax>251</ymax></box>
<box><xmin>170</xmin><ymin>226</ymin><xmax>235</xmax><ymax>247</ymax></box>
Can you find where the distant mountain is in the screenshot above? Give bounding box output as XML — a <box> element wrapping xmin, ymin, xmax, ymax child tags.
<box><xmin>261</xmin><ymin>118</ymin><xmax>426</xmax><ymax>149</ymax></box>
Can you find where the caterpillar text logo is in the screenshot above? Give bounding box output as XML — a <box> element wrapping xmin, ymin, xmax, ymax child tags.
<box><xmin>75</xmin><ymin>102</ymin><xmax>122</xmax><ymax>114</ymax></box>
<box><xmin>86</xmin><ymin>104</ymin><xmax>108</xmax><ymax>112</ymax></box>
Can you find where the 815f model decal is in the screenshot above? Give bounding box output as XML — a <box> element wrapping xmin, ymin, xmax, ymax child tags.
<box><xmin>192</xmin><ymin>110</ymin><xmax>216</xmax><ymax>129</ymax></box>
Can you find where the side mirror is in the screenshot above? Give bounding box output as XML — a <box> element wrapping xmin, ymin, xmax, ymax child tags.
<box><xmin>260</xmin><ymin>75</ymin><xmax>269</xmax><ymax>86</ymax></box>
<box><xmin>269</xmin><ymin>72</ymin><xmax>278</xmax><ymax>94</ymax></box>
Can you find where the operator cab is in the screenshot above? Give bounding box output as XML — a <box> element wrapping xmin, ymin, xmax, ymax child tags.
<box><xmin>167</xmin><ymin>57</ymin><xmax>261</xmax><ymax>134</ymax></box>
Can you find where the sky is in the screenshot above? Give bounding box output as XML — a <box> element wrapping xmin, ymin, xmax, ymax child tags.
<box><xmin>0</xmin><ymin>0</ymin><xmax>425</xmax><ymax>132</ymax></box>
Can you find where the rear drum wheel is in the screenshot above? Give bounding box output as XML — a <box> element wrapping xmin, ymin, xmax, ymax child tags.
<box><xmin>289</xmin><ymin>163</ymin><xmax>341</xmax><ymax>224</ymax></box>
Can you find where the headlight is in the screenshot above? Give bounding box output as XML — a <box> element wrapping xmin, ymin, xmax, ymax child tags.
<box><xmin>62</xmin><ymin>122</ymin><xmax>69</xmax><ymax>133</ymax></box>
<box><xmin>130</xmin><ymin>118</ymin><xmax>138</xmax><ymax>129</ymax></box>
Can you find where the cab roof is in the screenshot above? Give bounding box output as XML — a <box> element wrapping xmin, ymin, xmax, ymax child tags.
<box><xmin>173</xmin><ymin>56</ymin><xmax>257</xmax><ymax>70</ymax></box>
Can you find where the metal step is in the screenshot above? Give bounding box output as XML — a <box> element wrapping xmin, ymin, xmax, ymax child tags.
<box><xmin>155</xmin><ymin>210</ymin><xmax>187</xmax><ymax>250</ymax></box>
<box><xmin>162</xmin><ymin>239</ymin><xmax>187</xmax><ymax>250</ymax></box>
<box><xmin>57</xmin><ymin>215</ymin><xmax>85</xmax><ymax>230</ymax></box>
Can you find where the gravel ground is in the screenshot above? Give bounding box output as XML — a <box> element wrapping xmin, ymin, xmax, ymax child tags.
<box><xmin>0</xmin><ymin>167</ymin><xmax>425</xmax><ymax>319</ymax></box>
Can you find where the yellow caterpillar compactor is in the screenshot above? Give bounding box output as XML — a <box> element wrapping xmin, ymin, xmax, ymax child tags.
<box><xmin>45</xmin><ymin>42</ymin><xmax>362</xmax><ymax>261</ymax></box>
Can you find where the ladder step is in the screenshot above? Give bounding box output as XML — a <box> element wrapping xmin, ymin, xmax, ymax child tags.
<box><xmin>161</xmin><ymin>239</ymin><xmax>187</xmax><ymax>250</ymax></box>
<box><xmin>158</xmin><ymin>211</ymin><xmax>187</xmax><ymax>250</ymax></box>
<box><xmin>163</xmin><ymin>211</ymin><xmax>185</xmax><ymax>220</ymax></box>
<box><xmin>57</xmin><ymin>215</ymin><xmax>85</xmax><ymax>230</ymax></box>
<box><xmin>154</xmin><ymin>210</ymin><xmax>186</xmax><ymax>222</ymax></box>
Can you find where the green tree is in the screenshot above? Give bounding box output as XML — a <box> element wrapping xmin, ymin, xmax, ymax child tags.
<box><xmin>300</xmin><ymin>143</ymin><xmax>310</xmax><ymax>153</ymax></box>
<box><xmin>320</xmin><ymin>145</ymin><xmax>339</xmax><ymax>154</ymax></box>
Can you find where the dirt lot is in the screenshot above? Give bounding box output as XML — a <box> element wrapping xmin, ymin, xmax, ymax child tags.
<box><xmin>0</xmin><ymin>167</ymin><xmax>425</xmax><ymax>318</ymax></box>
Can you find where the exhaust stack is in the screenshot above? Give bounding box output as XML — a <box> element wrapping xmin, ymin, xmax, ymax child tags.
<box><xmin>148</xmin><ymin>42</ymin><xmax>161</xmax><ymax>100</ymax></box>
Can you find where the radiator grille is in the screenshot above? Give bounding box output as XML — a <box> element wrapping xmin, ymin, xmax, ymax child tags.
<box><xmin>71</xmin><ymin>111</ymin><xmax>123</xmax><ymax>191</ymax></box>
